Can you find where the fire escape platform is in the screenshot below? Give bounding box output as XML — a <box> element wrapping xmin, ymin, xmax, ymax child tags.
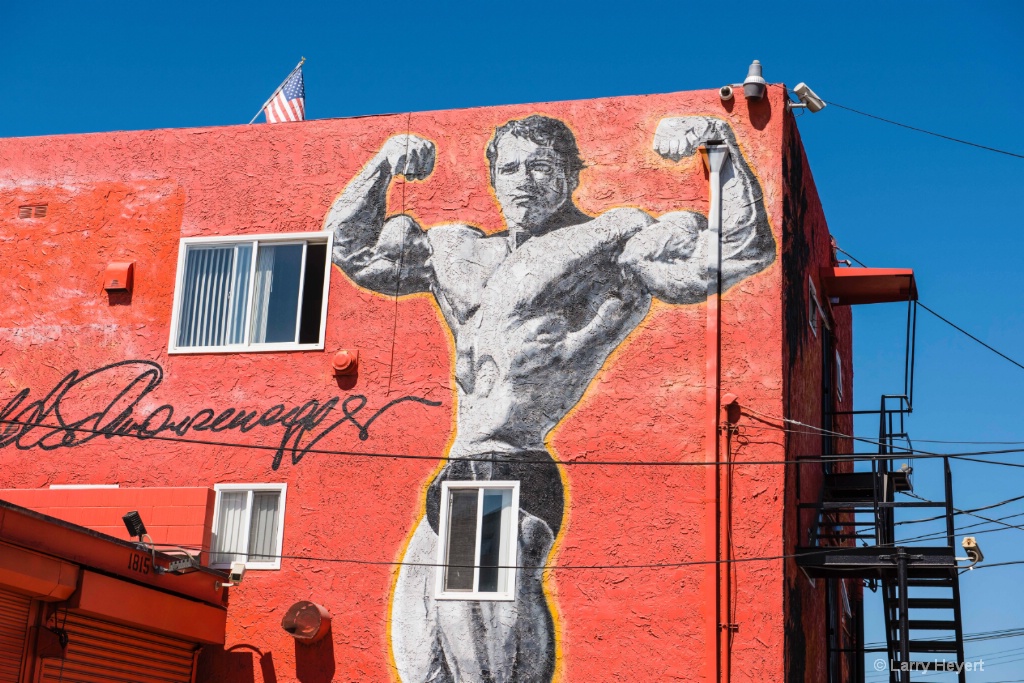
<box><xmin>796</xmin><ymin>546</ymin><xmax>957</xmax><ymax>580</ymax></box>
<box><xmin>820</xmin><ymin>267</ymin><xmax>918</xmax><ymax>305</ymax></box>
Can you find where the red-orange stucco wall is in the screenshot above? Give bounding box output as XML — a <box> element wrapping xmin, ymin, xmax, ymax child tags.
<box><xmin>1</xmin><ymin>88</ymin><xmax>793</xmax><ymax>682</ymax></box>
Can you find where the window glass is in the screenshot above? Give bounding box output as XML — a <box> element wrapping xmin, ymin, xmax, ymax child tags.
<box><xmin>299</xmin><ymin>243</ymin><xmax>328</xmax><ymax>344</ymax></box>
<box><xmin>478</xmin><ymin>489</ymin><xmax>512</xmax><ymax>592</ymax></box>
<box><xmin>444</xmin><ymin>489</ymin><xmax>479</xmax><ymax>592</ymax></box>
<box><xmin>251</xmin><ymin>243</ymin><xmax>303</xmax><ymax>344</ymax></box>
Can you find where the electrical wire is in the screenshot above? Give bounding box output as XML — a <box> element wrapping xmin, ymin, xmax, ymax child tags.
<box><xmin>833</xmin><ymin>246</ymin><xmax>867</xmax><ymax>268</ymax></box>
<box><xmin>8</xmin><ymin>415</ymin><xmax>1024</xmax><ymax>469</ymax></box>
<box><xmin>866</xmin><ymin>633</ymin><xmax>1024</xmax><ymax>655</ymax></box>
<box><xmin>905</xmin><ymin>491</ymin><xmax>1024</xmax><ymax>536</ymax></box>
<box><xmin>740</xmin><ymin>412</ymin><xmax>916</xmax><ymax>454</ymax></box>
<box><xmin>966</xmin><ymin>559</ymin><xmax>1024</xmax><ymax>572</ymax></box>
<box><xmin>823</xmin><ymin>100</ymin><xmax>1024</xmax><ymax>160</ymax></box>
<box><xmin>744</xmin><ymin>420</ymin><xmax>1024</xmax><ymax>451</ymax></box>
<box><xmin>829</xmin><ymin>244</ymin><xmax>1024</xmax><ymax>373</ymax></box>
<box><xmin>949</xmin><ymin>511</ymin><xmax>1024</xmax><ymax>535</ymax></box>
<box><xmin>917</xmin><ymin>301</ymin><xmax>1024</xmax><ymax>372</ymax></box>
<box><xmin>163</xmin><ymin>532</ymin><xmax>983</xmax><ymax>572</ymax></box>
<box><xmin>895</xmin><ymin>492</ymin><xmax>1024</xmax><ymax>526</ymax></box>
<box><xmin>743</xmin><ymin>415</ymin><xmax>1024</xmax><ymax>467</ymax></box>
<box><xmin>156</xmin><ymin>503</ymin><xmax>1024</xmax><ymax>565</ymax></box>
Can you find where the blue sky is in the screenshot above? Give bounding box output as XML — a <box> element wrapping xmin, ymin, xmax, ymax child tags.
<box><xmin>4</xmin><ymin>1</ymin><xmax>1024</xmax><ymax>679</ymax></box>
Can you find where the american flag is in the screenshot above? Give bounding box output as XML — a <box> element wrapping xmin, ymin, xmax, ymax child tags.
<box><xmin>265</xmin><ymin>67</ymin><xmax>305</xmax><ymax>123</ymax></box>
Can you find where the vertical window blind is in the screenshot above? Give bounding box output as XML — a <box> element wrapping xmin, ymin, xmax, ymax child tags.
<box><xmin>176</xmin><ymin>244</ymin><xmax>251</xmax><ymax>348</ymax></box>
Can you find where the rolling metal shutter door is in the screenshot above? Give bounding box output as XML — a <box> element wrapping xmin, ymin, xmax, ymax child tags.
<box><xmin>39</xmin><ymin>612</ymin><xmax>196</xmax><ymax>683</ymax></box>
<box><xmin>0</xmin><ymin>590</ymin><xmax>30</xmax><ymax>683</ymax></box>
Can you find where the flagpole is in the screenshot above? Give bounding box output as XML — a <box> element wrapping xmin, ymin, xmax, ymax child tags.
<box><xmin>249</xmin><ymin>57</ymin><xmax>306</xmax><ymax>124</ymax></box>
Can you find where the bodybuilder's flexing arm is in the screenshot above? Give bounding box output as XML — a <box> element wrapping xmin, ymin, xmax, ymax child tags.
<box><xmin>620</xmin><ymin>117</ymin><xmax>777</xmax><ymax>304</ymax></box>
<box><xmin>323</xmin><ymin>134</ymin><xmax>437</xmax><ymax>294</ymax></box>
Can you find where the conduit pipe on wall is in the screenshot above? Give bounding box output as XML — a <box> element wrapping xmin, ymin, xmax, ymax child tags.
<box><xmin>703</xmin><ymin>142</ymin><xmax>730</xmax><ymax>683</ymax></box>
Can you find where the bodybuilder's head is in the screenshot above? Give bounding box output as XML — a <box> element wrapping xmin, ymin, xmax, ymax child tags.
<box><xmin>486</xmin><ymin>116</ymin><xmax>584</xmax><ymax>231</ymax></box>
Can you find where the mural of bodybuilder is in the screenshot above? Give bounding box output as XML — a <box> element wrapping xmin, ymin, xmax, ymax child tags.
<box><xmin>325</xmin><ymin>114</ymin><xmax>776</xmax><ymax>682</ymax></box>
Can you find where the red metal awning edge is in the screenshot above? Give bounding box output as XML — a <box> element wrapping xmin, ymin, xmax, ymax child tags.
<box><xmin>820</xmin><ymin>267</ymin><xmax>918</xmax><ymax>306</ymax></box>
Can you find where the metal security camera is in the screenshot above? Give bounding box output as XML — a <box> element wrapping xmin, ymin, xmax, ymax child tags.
<box><xmin>229</xmin><ymin>561</ymin><xmax>247</xmax><ymax>584</ymax></box>
<box><xmin>961</xmin><ymin>537</ymin><xmax>984</xmax><ymax>565</ymax></box>
<box><xmin>719</xmin><ymin>85</ymin><xmax>734</xmax><ymax>102</ymax></box>
<box><xmin>216</xmin><ymin>561</ymin><xmax>248</xmax><ymax>590</ymax></box>
<box><xmin>792</xmin><ymin>83</ymin><xmax>826</xmax><ymax>113</ymax></box>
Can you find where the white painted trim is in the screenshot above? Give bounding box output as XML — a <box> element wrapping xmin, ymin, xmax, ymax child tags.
<box><xmin>168</xmin><ymin>232</ymin><xmax>333</xmax><ymax>354</ymax></box>
<box><xmin>211</xmin><ymin>482</ymin><xmax>287</xmax><ymax>570</ymax></box>
<box><xmin>292</xmin><ymin>241</ymin><xmax>308</xmax><ymax>344</ymax></box>
<box><xmin>48</xmin><ymin>484</ymin><xmax>120</xmax><ymax>489</ymax></box>
<box><xmin>434</xmin><ymin>480</ymin><xmax>520</xmax><ymax>601</ymax></box>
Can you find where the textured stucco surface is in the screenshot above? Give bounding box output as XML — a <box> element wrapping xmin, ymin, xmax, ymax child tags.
<box><xmin>0</xmin><ymin>88</ymin><xmax>797</xmax><ymax>682</ymax></box>
<box><xmin>779</xmin><ymin>114</ymin><xmax>857</xmax><ymax>683</ymax></box>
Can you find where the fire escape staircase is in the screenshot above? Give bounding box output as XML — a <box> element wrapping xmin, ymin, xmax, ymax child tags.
<box><xmin>795</xmin><ymin>396</ymin><xmax>966</xmax><ymax>682</ymax></box>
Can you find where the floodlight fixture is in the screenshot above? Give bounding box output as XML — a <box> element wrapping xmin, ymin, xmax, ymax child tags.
<box><xmin>122</xmin><ymin>510</ymin><xmax>147</xmax><ymax>540</ymax></box>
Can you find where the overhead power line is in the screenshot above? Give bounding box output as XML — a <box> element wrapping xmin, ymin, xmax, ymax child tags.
<box><xmin>968</xmin><ymin>559</ymin><xmax>1024</xmax><ymax>572</ymax></box>
<box><xmin>8</xmin><ymin>416</ymin><xmax>1024</xmax><ymax>469</ymax></box>
<box><xmin>153</xmin><ymin>534</ymin><xmax>989</xmax><ymax>573</ymax></box>
<box><xmin>896</xmin><ymin>492</ymin><xmax>1024</xmax><ymax>527</ymax></box>
<box><xmin>833</xmin><ymin>246</ymin><xmax>868</xmax><ymax>268</ymax></box>
<box><xmin>905</xmin><ymin>491</ymin><xmax>1024</xmax><ymax>537</ymax></box>
<box><xmin>825</xmin><ymin>100</ymin><xmax>1024</xmax><ymax>160</ymax></box>
<box><xmin>866</xmin><ymin>625</ymin><xmax>1024</xmax><ymax>650</ymax></box>
<box><xmin>831</xmin><ymin>244</ymin><xmax>1024</xmax><ymax>373</ymax></box>
<box><xmin>917</xmin><ymin>301</ymin><xmax>1024</xmax><ymax>372</ymax></box>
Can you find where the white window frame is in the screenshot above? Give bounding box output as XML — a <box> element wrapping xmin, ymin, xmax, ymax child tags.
<box><xmin>808</xmin><ymin>276</ymin><xmax>828</xmax><ymax>338</ymax></box>
<box><xmin>434</xmin><ymin>480</ymin><xmax>520</xmax><ymax>601</ymax></box>
<box><xmin>168</xmin><ymin>232</ymin><xmax>333</xmax><ymax>354</ymax></box>
<box><xmin>210</xmin><ymin>483</ymin><xmax>287</xmax><ymax>570</ymax></box>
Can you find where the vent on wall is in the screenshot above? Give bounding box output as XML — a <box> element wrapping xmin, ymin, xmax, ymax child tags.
<box><xmin>18</xmin><ymin>204</ymin><xmax>48</xmax><ymax>219</ymax></box>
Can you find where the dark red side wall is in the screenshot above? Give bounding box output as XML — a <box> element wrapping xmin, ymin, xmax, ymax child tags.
<box><xmin>780</xmin><ymin>110</ymin><xmax>857</xmax><ymax>683</ymax></box>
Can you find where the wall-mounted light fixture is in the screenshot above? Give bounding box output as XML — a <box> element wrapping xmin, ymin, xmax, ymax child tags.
<box><xmin>742</xmin><ymin>60</ymin><xmax>767</xmax><ymax>100</ymax></box>
<box><xmin>281</xmin><ymin>601</ymin><xmax>332</xmax><ymax>643</ymax></box>
<box><xmin>122</xmin><ymin>510</ymin><xmax>147</xmax><ymax>541</ymax></box>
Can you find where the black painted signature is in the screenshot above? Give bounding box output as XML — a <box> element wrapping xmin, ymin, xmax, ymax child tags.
<box><xmin>0</xmin><ymin>360</ymin><xmax>441</xmax><ymax>470</ymax></box>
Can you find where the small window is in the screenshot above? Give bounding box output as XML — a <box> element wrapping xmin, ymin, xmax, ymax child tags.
<box><xmin>211</xmin><ymin>484</ymin><xmax>287</xmax><ymax>570</ymax></box>
<box><xmin>169</xmin><ymin>233</ymin><xmax>332</xmax><ymax>353</ymax></box>
<box><xmin>835</xmin><ymin>350</ymin><xmax>844</xmax><ymax>401</ymax></box>
<box><xmin>435</xmin><ymin>481</ymin><xmax>519</xmax><ymax>601</ymax></box>
<box><xmin>808</xmin><ymin>277</ymin><xmax>820</xmax><ymax>337</ymax></box>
